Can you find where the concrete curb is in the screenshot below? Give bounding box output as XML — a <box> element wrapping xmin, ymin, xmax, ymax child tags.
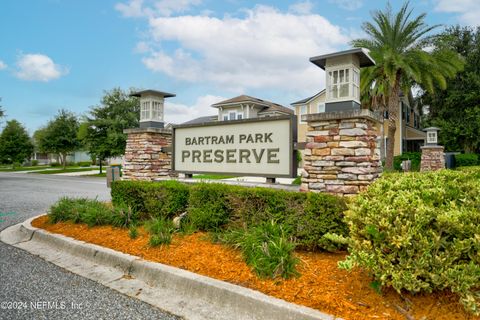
<box><xmin>1</xmin><ymin>215</ymin><xmax>341</xmax><ymax>320</ymax></box>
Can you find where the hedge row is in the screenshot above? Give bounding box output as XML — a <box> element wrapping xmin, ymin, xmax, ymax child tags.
<box><xmin>455</xmin><ymin>153</ymin><xmax>479</xmax><ymax>167</ymax></box>
<box><xmin>341</xmin><ymin>168</ymin><xmax>480</xmax><ymax>314</ymax></box>
<box><xmin>111</xmin><ymin>181</ymin><xmax>348</xmax><ymax>251</ymax></box>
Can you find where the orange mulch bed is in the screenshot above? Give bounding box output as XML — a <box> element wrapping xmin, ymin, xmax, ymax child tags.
<box><xmin>32</xmin><ymin>215</ymin><xmax>478</xmax><ymax>320</ymax></box>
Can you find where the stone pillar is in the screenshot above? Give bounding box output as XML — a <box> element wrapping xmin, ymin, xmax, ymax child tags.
<box><xmin>300</xmin><ymin>110</ymin><xmax>382</xmax><ymax>196</ymax></box>
<box><xmin>420</xmin><ymin>146</ymin><xmax>445</xmax><ymax>171</ymax></box>
<box><xmin>123</xmin><ymin>128</ymin><xmax>174</xmax><ymax>181</ymax></box>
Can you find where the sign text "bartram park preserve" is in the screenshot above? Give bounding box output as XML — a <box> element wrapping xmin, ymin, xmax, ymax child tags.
<box><xmin>182</xmin><ymin>133</ymin><xmax>279</xmax><ymax>164</ymax></box>
<box><xmin>173</xmin><ymin>117</ymin><xmax>295</xmax><ymax>177</ymax></box>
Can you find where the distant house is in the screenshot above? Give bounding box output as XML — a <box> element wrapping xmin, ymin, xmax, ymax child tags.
<box><xmin>292</xmin><ymin>89</ymin><xmax>425</xmax><ymax>158</ymax></box>
<box><xmin>184</xmin><ymin>95</ymin><xmax>294</xmax><ymax>125</ymax></box>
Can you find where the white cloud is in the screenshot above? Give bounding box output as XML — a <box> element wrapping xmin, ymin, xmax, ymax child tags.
<box><xmin>115</xmin><ymin>0</ymin><xmax>146</xmax><ymax>17</ymax></box>
<box><xmin>328</xmin><ymin>0</ymin><xmax>363</xmax><ymax>11</ymax></box>
<box><xmin>435</xmin><ymin>0</ymin><xmax>480</xmax><ymax>25</ymax></box>
<box><xmin>164</xmin><ymin>94</ymin><xmax>225</xmax><ymax>124</ymax></box>
<box><xmin>115</xmin><ymin>0</ymin><xmax>202</xmax><ymax>17</ymax></box>
<box><xmin>15</xmin><ymin>53</ymin><xmax>68</xmax><ymax>82</ymax></box>
<box><xmin>0</xmin><ymin>60</ymin><xmax>6</xmax><ymax>70</ymax></box>
<box><xmin>289</xmin><ymin>1</ymin><xmax>314</xmax><ymax>15</ymax></box>
<box><xmin>139</xmin><ymin>5</ymin><xmax>349</xmax><ymax>93</ymax></box>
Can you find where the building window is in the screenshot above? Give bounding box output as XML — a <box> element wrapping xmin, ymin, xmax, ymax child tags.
<box><xmin>141</xmin><ymin>101</ymin><xmax>150</xmax><ymax>120</ymax></box>
<box><xmin>352</xmin><ymin>69</ymin><xmax>360</xmax><ymax>101</ymax></box>
<box><xmin>237</xmin><ymin>113</ymin><xmax>243</xmax><ymax>120</ymax></box>
<box><xmin>223</xmin><ymin>115</ymin><xmax>228</xmax><ymax>121</ymax></box>
<box><xmin>299</xmin><ymin>105</ymin><xmax>307</xmax><ymax>123</ymax></box>
<box><xmin>328</xmin><ymin>68</ymin><xmax>350</xmax><ymax>99</ymax></box>
<box><xmin>229</xmin><ymin>112</ymin><xmax>236</xmax><ymax>120</ymax></box>
<box><xmin>318</xmin><ymin>103</ymin><xmax>325</xmax><ymax>113</ymax></box>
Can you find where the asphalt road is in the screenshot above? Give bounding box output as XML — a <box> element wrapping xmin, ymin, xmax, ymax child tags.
<box><xmin>0</xmin><ymin>172</ymin><xmax>180</xmax><ymax>320</ymax></box>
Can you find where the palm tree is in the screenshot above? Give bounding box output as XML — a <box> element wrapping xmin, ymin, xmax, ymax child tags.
<box><xmin>353</xmin><ymin>2</ymin><xmax>463</xmax><ymax>169</ymax></box>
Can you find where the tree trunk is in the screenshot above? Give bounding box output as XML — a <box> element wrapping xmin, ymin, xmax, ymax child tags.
<box><xmin>99</xmin><ymin>158</ymin><xmax>102</xmax><ymax>174</ymax></box>
<box><xmin>62</xmin><ymin>153</ymin><xmax>67</xmax><ymax>170</ymax></box>
<box><xmin>385</xmin><ymin>80</ymin><xmax>401</xmax><ymax>170</ymax></box>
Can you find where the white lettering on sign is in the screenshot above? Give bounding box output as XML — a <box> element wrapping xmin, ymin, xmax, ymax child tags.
<box><xmin>173</xmin><ymin>118</ymin><xmax>294</xmax><ymax>177</ymax></box>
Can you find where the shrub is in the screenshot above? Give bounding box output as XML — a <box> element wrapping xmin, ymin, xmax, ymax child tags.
<box><xmin>393</xmin><ymin>152</ymin><xmax>421</xmax><ymax>171</ymax></box>
<box><xmin>76</xmin><ymin>161</ymin><xmax>92</xmax><ymax>167</ymax></box>
<box><xmin>78</xmin><ymin>200</ymin><xmax>112</xmax><ymax>227</ymax></box>
<box><xmin>340</xmin><ymin>169</ymin><xmax>480</xmax><ymax>314</ymax></box>
<box><xmin>50</xmin><ymin>162</ymin><xmax>61</xmax><ymax>167</ymax></box>
<box><xmin>222</xmin><ymin>221</ymin><xmax>299</xmax><ymax>279</ymax></box>
<box><xmin>111</xmin><ymin>181</ymin><xmax>348</xmax><ymax>251</ymax></box>
<box><xmin>145</xmin><ymin>218</ymin><xmax>175</xmax><ymax>246</ymax></box>
<box><xmin>455</xmin><ymin>153</ymin><xmax>479</xmax><ymax>167</ymax></box>
<box><xmin>128</xmin><ymin>225</ymin><xmax>138</xmax><ymax>239</ymax></box>
<box><xmin>111</xmin><ymin>204</ymin><xmax>137</xmax><ymax>228</ymax></box>
<box><xmin>299</xmin><ymin>192</ymin><xmax>348</xmax><ymax>251</ymax></box>
<box><xmin>48</xmin><ymin>197</ymin><xmax>85</xmax><ymax>223</ymax></box>
<box><xmin>227</xmin><ymin>187</ymin><xmax>348</xmax><ymax>251</ymax></box>
<box><xmin>111</xmin><ymin>180</ymin><xmax>189</xmax><ymax>219</ymax></box>
<box><xmin>188</xmin><ymin>183</ymin><xmax>232</xmax><ymax>231</ymax></box>
<box><xmin>31</xmin><ymin>160</ymin><xmax>39</xmax><ymax>166</ymax></box>
<box><xmin>48</xmin><ymin>197</ymin><xmax>112</xmax><ymax>227</ymax></box>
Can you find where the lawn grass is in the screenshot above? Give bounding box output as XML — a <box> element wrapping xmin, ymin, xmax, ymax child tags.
<box><xmin>0</xmin><ymin>165</ymin><xmax>50</xmax><ymax>172</ymax></box>
<box><xmin>30</xmin><ymin>167</ymin><xmax>98</xmax><ymax>174</ymax></box>
<box><xmin>192</xmin><ymin>174</ymin><xmax>235</xmax><ymax>180</ymax></box>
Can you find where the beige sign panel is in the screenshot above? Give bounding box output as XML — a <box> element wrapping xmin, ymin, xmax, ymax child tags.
<box><xmin>173</xmin><ymin>116</ymin><xmax>296</xmax><ymax>177</ymax></box>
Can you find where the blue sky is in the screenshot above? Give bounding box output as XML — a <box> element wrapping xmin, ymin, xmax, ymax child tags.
<box><xmin>0</xmin><ymin>0</ymin><xmax>477</xmax><ymax>133</ymax></box>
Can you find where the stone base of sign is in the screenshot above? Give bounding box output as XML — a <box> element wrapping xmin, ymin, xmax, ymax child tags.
<box><xmin>420</xmin><ymin>145</ymin><xmax>445</xmax><ymax>172</ymax></box>
<box><xmin>123</xmin><ymin>127</ymin><xmax>175</xmax><ymax>181</ymax></box>
<box><xmin>301</xmin><ymin>110</ymin><xmax>382</xmax><ymax>196</ymax></box>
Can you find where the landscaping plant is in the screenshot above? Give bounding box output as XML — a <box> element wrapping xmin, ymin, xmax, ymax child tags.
<box><xmin>145</xmin><ymin>218</ymin><xmax>175</xmax><ymax>246</ymax></box>
<box><xmin>111</xmin><ymin>181</ymin><xmax>348</xmax><ymax>251</ymax></box>
<box><xmin>222</xmin><ymin>221</ymin><xmax>299</xmax><ymax>279</ymax></box>
<box><xmin>340</xmin><ymin>169</ymin><xmax>480</xmax><ymax>314</ymax></box>
<box><xmin>455</xmin><ymin>153</ymin><xmax>479</xmax><ymax>167</ymax></box>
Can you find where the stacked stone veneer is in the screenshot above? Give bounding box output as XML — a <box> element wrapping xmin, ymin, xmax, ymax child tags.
<box><xmin>420</xmin><ymin>146</ymin><xmax>445</xmax><ymax>171</ymax></box>
<box><xmin>301</xmin><ymin>110</ymin><xmax>382</xmax><ymax>196</ymax></box>
<box><xmin>123</xmin><ymin>127</ymin><xmax>174</xmax><ymax>181</ymax></box>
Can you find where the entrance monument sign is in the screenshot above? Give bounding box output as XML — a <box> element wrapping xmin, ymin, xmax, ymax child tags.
<box><xmin>172</xmin><ymin>116</ymin><xmax>297</xmax><ymax>178</ymax></box>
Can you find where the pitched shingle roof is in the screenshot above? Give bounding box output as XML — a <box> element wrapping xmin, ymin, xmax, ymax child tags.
<box><xmin>291</xmin><ymin>90</ymin><xmax>325</xmax><ymax>105</ymax></box>
<box><xmin>212</xmin><ymin>95</ymin><xmax>293</xmax><ymax>115</ymax></box>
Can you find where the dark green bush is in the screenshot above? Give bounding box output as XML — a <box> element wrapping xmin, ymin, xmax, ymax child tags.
<box><xmin>455</xmin><ymin>153</ymin><xmax>479</xmax><ymax>167</ymax></box>
<box><xmin>188</xmin><ymin>183</ymin><xmax>232</xmax><ymax>231</ymax></box>
<box><xmin>111</xmin><ymin>180</ymin><xmax>189</xmax><ymax>219</ymax></box>
<box><xmin>31</xmin><ymin>160</ymin><xmax>39</xmax><ymax>166</ymax></box>
<box><xmin>146</xmin><ymin>218</ymin><xmax>175</xmax><ymax>246</ymax></box>
<box><xmin>226</xmin><ymin>187</ymin><xmax>347</xmax><ymax>251</ymax></box>
<box><xmin>76</xmin><ymin>161</ymin><xmax>92</xmax><ymax>167</ymax></box>
<box><xmin>111</xmin><ymin>181</ymin><xmax>348</xmax><ymax>251</ymax></box>
<box><xmin>50</xmin><ymin>162</ymin><xmax>61</xmax><ymax>167</ymax></box>
<box><xmin>222</xmin><ymin>221</ymin><xmax>299</xmax><ymax>279</ymax></box>
<box><xmin>340</xmin><ymin>169</ymin><xmax>480</xmax><ymax>315</ymax></box>
<box><xmin>393</xmin><ymin>152</ymin><xmax>421</xmax><ymax>171</ymax></box>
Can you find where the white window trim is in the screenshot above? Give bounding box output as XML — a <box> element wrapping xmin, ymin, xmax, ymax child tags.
<box><xmin>326</xmin><ymin>64</ymin><xmax>360</xmax><ymax>104</ymax></box>
<box><xmin>298</xmin><ymin>105</ymin><xmax>307</xmax><ymax>124</ymax></box>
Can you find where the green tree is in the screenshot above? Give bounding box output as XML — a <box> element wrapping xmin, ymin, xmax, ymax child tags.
<box><xmin>82</xmin><ymin>88</ymin><xmax>139</xmax><ymax>173</ymax></box>
<box><xmin>0</xmin><ymin>119</ymin><xmax>34</xmax><ymax>164</ymax></box>
<box><xmin>354</xmin><ymin>2</ymin><xmax>463</xmax><ymax>169</ymax></box>
<box><xmin>419</xmin><ymin>26</ymin><xmax>480</xmax><ymax>153</ymax></box>
<box><xmin>38</xmin><ymin>109</ymin><xmax>80</xmax><ymax>169</ymax></box>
